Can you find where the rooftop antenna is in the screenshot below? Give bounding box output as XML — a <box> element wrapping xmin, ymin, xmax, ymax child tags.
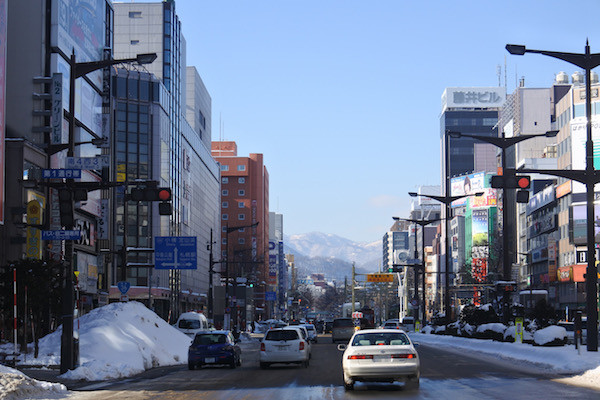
<box><xmin>504</xmin><ymin>55</ymin><xmax>508</xmax><ymax>91</ymax></box>
<box><xmin>497</xmin><ymin>64</ymin><xmax>501</xmax><ymax>87</ymax></box>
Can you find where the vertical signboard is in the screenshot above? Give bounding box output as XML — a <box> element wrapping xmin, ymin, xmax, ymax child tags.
<box><xmin>0</xmin><ymin>0</ymin><xmax>6</xmax><ymax>224</ymax></box>
<box><xmin>26</xmin><ymin>200</ymin><xmax>43</xmax><ymax>259</ymax></box>
<box><xmin>268</xmin><ymin>241</ymin><xmax>277</xmax><ymax>285</ymax></box>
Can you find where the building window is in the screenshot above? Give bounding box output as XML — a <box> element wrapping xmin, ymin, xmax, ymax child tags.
<box><xmin>222</xmin><ymin>250</ymin><xmax>227</xmax><ymax>257</ymax></box>
<box><xmin>222</xmin><ymin>201</ymin><xmax>228</xmax><ymax>208</ymax></box>
<box><xmin>237</xmin><ymin>165</ymin><xmax>246</xmax><ymax>171</ymax></box>
<box><xmin>238</xmin><ymin>202</ymin><xmax>244</xmax><ymax>208</ymax></box>
<box><xmin>222</xmin><ymin>214</ymin><xmax>228</xmax><ymax>220</ymax></box>
<box><xmin>221</xmin><ymin>164</ymin><xmax>229</xmax><ymax>171</ymax></box>
<box><xmin>238</xmin><ymin>177</ymin><xmax>245</xmax><ymax>184</ymax></box>
<box><xmin>222</xmin><ymin>190</ymin><xmax>228</xmax><ymax>196</ymax></box>
<box><xmin>238</xmin><ymin>238</ymin><xmax>246</xmax><ymax>245</ymax></box>
<box><xmin>238</xmin><ymin>228</ymin><xmax>245</xmax><ymax>233</ymax></box>
<box><xmin>238</xmin><ymin>190</ymin><xmax>245</xmax><ymax>196</ymax></box>
<box><xmin>238</xmin><ymin>214</ymin><xmax>246</xmax><ymax>220</ymax></box>
<box><xmin>131</xmin><ymin>40</ymin><xmax>140</xmax><ymax>45</ymax></box>
<box><xmin>222</xmin><ymin>227</ymin><xmax>227</xmax><ymax>233</ymax></box>
<box><xmin>129</xmin><ymin>11</ymin><xmax>142</xmax><ymax>18</ymax></box>
<box><xmin>222</xmin><ymin>177</ymin><xmax>229</xmax><ymax>184</ymax></box>
<box><xmin>222</xmin><ymin>238</ymin><xmax>227</xmax><ymax>245</ymax></box>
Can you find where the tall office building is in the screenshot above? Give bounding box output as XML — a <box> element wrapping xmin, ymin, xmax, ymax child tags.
<box><xmin>440</xmin><ymin>87</ymin><xmax>505</xmax><ymax>317</ymax></box>
<box><xmin>113</xmin><ymin>1</ymin><xmax>220</xmax><ymax>320</ymax></box>
<box><xmin>212</xmin><ymin>141</ymin><xmax>270</xmax><ymax>324</ymax></box>
<box><xmin>269</xmin><ymin>212</ymin><xmax>287</xmax><ymax>319</ymax></box>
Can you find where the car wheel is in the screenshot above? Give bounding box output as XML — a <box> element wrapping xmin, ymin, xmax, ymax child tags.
<box><xmin>405</xmin><ymin>376</ymin><xmax>420</xmax><ymax>390</ymax></box>
<box><xmin>260</xmin><ymin>362</ymin><xmax>269</xmax><ymax>369</ymax></box>
<box><xmin>188</xmin><ymin>362</ymin><xmax>195</xmax><ymax>370</ymax></box>
<box><xmin>236</xmin><ymin>356</ymin><xmax>242</xmax><ymax>367</ymax></box>
<box><xmin>343</xmin><ymin>372</ymin><xmax>354</xmax><ymax>391</ymax></box>
<box><xmin>229</xmin><ymin>359</ymin><xmax>237</xmax><ymax>369</ymax></box>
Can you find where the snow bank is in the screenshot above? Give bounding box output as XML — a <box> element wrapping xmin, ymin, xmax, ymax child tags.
<box><xmin>18</xmin><ymin>301</ymin><xmax>192</xmax><ymax>381</ymax></box>
<box><xmin>534</xmin><ymin>325</ymin><xmax>567</xmax><ymax>346</ymax></box>
<box><xmin>0</xmin><ymin>365</ymin><xmax>66</xmax><ymax>400</ymax></box>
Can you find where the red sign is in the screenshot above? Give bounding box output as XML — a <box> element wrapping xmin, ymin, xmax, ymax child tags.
<box><xmin>472</xmin><ymin>258</ymin><xmax>488</xmax><ymax>282</ymax></box>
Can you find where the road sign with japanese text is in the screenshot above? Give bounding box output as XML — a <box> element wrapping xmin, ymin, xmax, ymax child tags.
<box><xmin>366</xmin><ymin>273</ymin><xmax>394</xmax><ymax>283</ymax></box>
<box><xmin>154</xmin><ymin>236</ymin><xmax>197</xmax><ymax>270</ymax></box>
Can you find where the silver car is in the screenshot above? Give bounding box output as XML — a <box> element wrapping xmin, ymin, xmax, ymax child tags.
<box><xmin>338</xmin><ymin>329</ymin><xmax>420</xmax><ymax>391</ymax></box>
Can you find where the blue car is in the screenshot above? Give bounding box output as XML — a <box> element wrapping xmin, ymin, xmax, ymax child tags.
<box><xmin>188</xmin><ymin>330</ymin><xmax>242</xmax><ymax>369</ymax></box>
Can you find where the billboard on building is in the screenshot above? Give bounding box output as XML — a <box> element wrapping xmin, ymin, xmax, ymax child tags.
<box><xmin>471</xmin><ymin>209</ymin><xmax>489</xmax><ymax>247</ymax></box>
<box><xmin>51</xmin><ymin>0</ymin><xmax>106</xmax><ymax>89</ymax></box>
<box><xmin>572</xmin><ymin>204</ymin><xmax>600</xmax><ymax>245</ymax></box>
<box><xmin>570</xmin><ymin>116</ymin><xmax>600</xmax><ymax>193</ymax></box>
<box><xmin>472</xmin><ymin>258</ymin><xmax>488</xmax><ymax>282</ymax></box>
<box><xmin>450</xmin><ymin>172</ymin><xmax>492</xmax><ymax>208</ymax></box>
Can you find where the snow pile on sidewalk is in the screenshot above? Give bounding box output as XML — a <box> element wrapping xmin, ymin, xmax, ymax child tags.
<box><xmin>15</xmin><ymin>301</ymin><xmax>191</xmax><ymax>381</ymax></box>
<box><xmin>411</xmin><ymin>331</ymin><xmax>600</xmax><ymax>389</ymax></box>
<box><xmin>0</xmin><ymin>364</ymin><xmax>66</xmax><ymax>400</ymax></box>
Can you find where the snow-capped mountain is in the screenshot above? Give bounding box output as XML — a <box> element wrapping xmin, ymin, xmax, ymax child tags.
<box><xmin>283</xmin><ymin>232</ymin><xmax>382</xmax><ymax>281</ymax></box>
<box><xmin>284</xmin><ymin>232</ymin><xmax>381</xmax><ymax>265</ymax></box>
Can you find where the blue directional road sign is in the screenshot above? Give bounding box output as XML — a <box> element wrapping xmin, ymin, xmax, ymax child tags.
<box><xmin>154</xmin><ymin>236</ymin><xmax>197</xmax><ymax>270</ymax></box>
<box><xmin>42</xmin><ymin>230</ymin><xmax>82</xmax><ymax>241</ymax></box>
<box><xmin>42</xmin><ymin>169</ymin><xmax>82</xmax><ymax>179</ymax></box>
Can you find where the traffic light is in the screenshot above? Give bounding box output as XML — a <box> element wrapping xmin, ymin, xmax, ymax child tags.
<box><xmin>58</xmin><ymin>188</ymin><xmax>74</xmax><ymax>227</ymax></box>
<box><xmin>516</xmin><ymin>190</ymin><xmax>530</xmax><ymax>203</ymax></box>
<box><xmin>157</xmin><ymin>188</ymin><xmax>172</xmax><ymax>215</ymax></box>
<box><xmin>129</xmin><ymin>187</ymin><xmax>172</xmax><ymax>215</ymax></box>
<box><xmin>490</xmin><ymin>175</ymin><xmax>531</xmax><ymax>189</ymax></box>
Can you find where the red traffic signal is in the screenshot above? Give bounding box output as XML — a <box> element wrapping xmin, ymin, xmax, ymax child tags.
<box><xmin>490</xmin><ymin>175</ymin><xmax>531</xmax><ymax>189</ymax></box>
<box><xmin>158</xmin><ymin>188</ymin><xmax>171</xmax><ymax>201</ymax></box>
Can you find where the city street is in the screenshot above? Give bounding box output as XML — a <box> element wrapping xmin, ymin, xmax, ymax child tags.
<box><xmin>27</xmin><ymin>334</ymin><xmax>600</xmax><ymax>400</ymax></box>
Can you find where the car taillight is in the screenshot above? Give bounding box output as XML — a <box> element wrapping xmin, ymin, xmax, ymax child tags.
<box><xmin>391</xmin><ymin>353</ymin><xmax>416</xmax><ymax>359</ymax></box>
<box><xmin>348</xmin><ymin>354</ymin><xmax>373</xmax><ymax>360</ymax></box>
<box><xmin>299</xmin><ymin>341</ymin><xmax>305</xmax><ymax>350</ymax></box>
<box><xmin>260</xmin><ymin>343</ymin><xmax>265</xmax><ymax>351</ymax></box>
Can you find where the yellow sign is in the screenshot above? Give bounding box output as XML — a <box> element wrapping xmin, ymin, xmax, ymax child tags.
<box><xmin>26</xmin><ymin>200</ymin><xmax>42</xmax><ymax>259</ymax></box>
<box><xmin>366</xmin><ymin>273</ymin><xmax>394</xmax><ymax>283</ymax></box>
<box><xmin>117</xmin><ymin>163</ymin><xmax>126</xmax><ymax>182</ymax></box>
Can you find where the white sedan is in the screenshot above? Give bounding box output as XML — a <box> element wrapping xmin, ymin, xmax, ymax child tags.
<box><xmin>338</xmin><ymin>329</ymin><xmax>420</xmax><ymax>391</ymax></box>
<box><xmin>260</xmin><ymin>327</ymin><xmax>310</xmax><ymax>368</ymax></box>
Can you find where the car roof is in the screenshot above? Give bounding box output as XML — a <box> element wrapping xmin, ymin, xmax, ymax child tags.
<box><xmin>354</xmin><ymin>328</ymin><xmax>408</xmax><ymax>334</ymax></box>
<box><xmin>194</xmin><ymin>330</ymin><xmax>229</xmax><ymax>335</ymax></box>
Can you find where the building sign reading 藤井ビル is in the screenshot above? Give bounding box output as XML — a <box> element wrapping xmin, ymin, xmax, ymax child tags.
<box><xmin>442</xmin><ymin>87</ymin><xmax>506</xmax><ymax>111</ymax></box>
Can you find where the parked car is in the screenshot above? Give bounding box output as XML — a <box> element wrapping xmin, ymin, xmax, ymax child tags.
<box><xmin>260</xmin><ymin>328</ymin><xmax>310</xmax><ymax>369</ymax></box>
<box><xmin>337</xmin><ymin>328</ymin><xmax>420</xmax><ymax>391</ymax></box>
<box><xmin>175</xmin><ymin>311</ymin><xmax>209</xmax><ymax>338</ymax></box>
<box><xmin>332</xmin><ymin>318</ymin><xmax>356</xmax><ymax>343</ymax></box>
<box><xmin>304</xmin><ymin>323</ymin><xmax>318</xmax><ymax>343</ymax></box>
<box><xmin>188</xmin><ymin>330</ymin><xmax>241</xmax><ymax>369</ymax></box>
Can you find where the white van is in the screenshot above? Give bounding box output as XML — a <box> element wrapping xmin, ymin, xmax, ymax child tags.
<box><xmin>174</xmin><ymin>311</ymin><xmax>209</xmax><ymax>338</ymax></box>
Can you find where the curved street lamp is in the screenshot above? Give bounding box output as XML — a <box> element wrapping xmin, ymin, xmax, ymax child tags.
<box><xmin>507</xmin><ymin>41</ymin><xmax>600</xmax><ymax>352</ymax></box>
<box><xmin>392</xmin><ymin>217</ymin><xmax>443</xmax><ymax>324</ymax></box>
<box><xmin>408</xmin><ymin>191</ymin><xmax>483</xmax><ymax>322</ymax></box>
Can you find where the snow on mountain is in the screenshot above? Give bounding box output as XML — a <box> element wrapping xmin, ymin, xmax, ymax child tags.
<box><xmin>284</xmin><ymin>232</ymin><xmax>381</xmax><ymax>266</ymax></box>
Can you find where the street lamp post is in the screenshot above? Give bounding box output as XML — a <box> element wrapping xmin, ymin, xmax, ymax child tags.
<box><xmin>408</xmin><ymin>191</ymin><xmax>483</xmax><ymax>323</ymax></box>
<box><xmin>447</xmin><ymin>129</ymin><xmax>558</xmax><ymax>322</ymax></box>
<box><xmin>60</xmin><ymin>51</ymin><xmax>157</xmax><ymax>373</ymax></box>
<box><xmin>507</xmin><ymin>41</ymin><xmax>600</xmax><ymax>352</ymax></box>
<box><xmin>392</xmin><ymin>217</ymin><xmax>443</xmax><ymax>323</ymax></box>
<box><xmin>224</xmin><ymin>222</ymin><xmax>259</xmax><ymax>330</ymax></box>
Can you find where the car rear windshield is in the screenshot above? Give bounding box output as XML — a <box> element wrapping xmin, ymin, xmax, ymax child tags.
<box><xmin>179</xmin><ymin>319</ymin><xmax>202</xmax><ymax>329</ymax></box>
<box><xmin>265</xmin><ymin>329</ymin><xmax>299</xmax><ymax>341</ymax></box>
<box><xmin>193</xmin><ymin>334</ymin><xmax>227</xmax><ymax>345</ymax></box>
<box><xmin>333</xmin><ymin>319</ymin><xmax>353</xmax><ymax>328</ymax></box>
<box><xmin>351</xmin><ymin>332</ymin><xmax>410</xmax><ymax>346</ymax></box>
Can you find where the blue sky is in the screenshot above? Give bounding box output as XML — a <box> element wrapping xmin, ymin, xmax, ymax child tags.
<box><xmin>168</xmin><ymin>0</ymin><xmax>600</xmax><ymax>243</ymax></box>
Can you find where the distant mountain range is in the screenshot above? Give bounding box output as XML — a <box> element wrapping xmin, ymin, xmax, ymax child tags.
<box><xmin>283</xmin><ymin>232</ymin><xmax>382</xmax><ymax>282</ymax></box>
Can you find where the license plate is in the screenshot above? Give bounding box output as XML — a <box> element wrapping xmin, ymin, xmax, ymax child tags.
<box><xmin>205</xmin><ymin>357</ymin><xmax>216</xmax><ymax>363</ymax></box>
<box><xmin>277</xmin><ymin>346</ymin><xmax>289</xmax><ymax>351</ymax></box>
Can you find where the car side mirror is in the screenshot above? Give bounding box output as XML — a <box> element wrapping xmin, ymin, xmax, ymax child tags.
<box><xmin>337</xmin><ymin>344</ymin><xmax>347</xmax><ymax>351</ymax></box>
<box><xmin>413</xmin><ymin>342</ymin><xmax>420</xmax><ymax>347</ymax></box>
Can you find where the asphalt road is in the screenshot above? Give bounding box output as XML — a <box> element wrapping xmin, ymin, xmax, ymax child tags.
<box><xmin>22</xmin><ymin>334</ymin><xmax>600</xmax><ymax>400</ymax></box>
